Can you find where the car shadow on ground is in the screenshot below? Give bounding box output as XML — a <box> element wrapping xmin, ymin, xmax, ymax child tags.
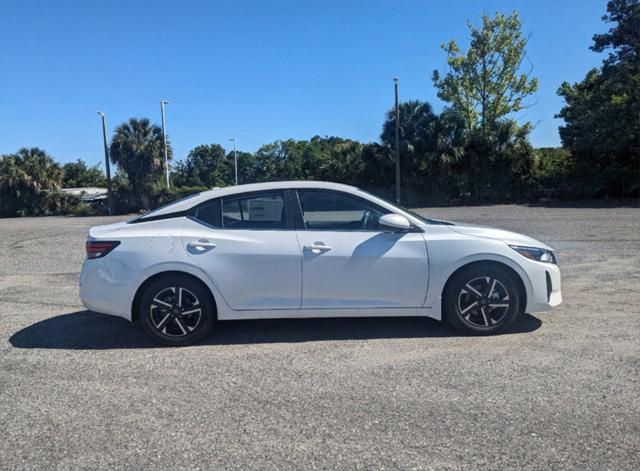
<box><xmin>9</xmin><ymin>310</ymin><xmax>542</xmax><ymax>350</ymax></box>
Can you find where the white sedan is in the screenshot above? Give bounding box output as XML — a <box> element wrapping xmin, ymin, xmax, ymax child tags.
<box><xmin>80</xmin><ymin>181</ymin><xmax>562</xmax><ymax>345</ymax></box>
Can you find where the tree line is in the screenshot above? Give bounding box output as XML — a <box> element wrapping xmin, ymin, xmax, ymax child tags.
<box><xmin>1</xmin><ymin>2</ymin><xmax>638</xmax><ymax>218</ymax></box>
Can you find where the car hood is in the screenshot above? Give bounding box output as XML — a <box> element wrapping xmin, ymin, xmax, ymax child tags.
<box><xmin>448</xmin><ymin>224</ymin><xmax>553</xmax><ymax>251</ymax></box>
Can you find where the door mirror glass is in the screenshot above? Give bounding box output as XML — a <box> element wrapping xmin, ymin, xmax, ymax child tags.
<box><xmin>379</xmin><ymin>214</ymin><xmax>411</xmax><ymax>231</ymax></box>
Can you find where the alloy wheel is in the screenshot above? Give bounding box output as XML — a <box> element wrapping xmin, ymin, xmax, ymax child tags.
<box><xmin>457</xmin><ymin>276</ymin><xmax>511</xmax><ymax>328</ymax></box>
<box><xmin>149</xmin><ymin>286</ymin><xmax>202</xmax><ymax>337</ymax></box>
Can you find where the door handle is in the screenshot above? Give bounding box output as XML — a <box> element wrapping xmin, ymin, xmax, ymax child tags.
<box><xmin>304</xmin><ymin>243</ymin><xmax>332</xmax><ymax>253</ymax></box>
<box><xmin>187</xmin><ymin>240</ymin><xmax>217</xmax><ymax>251</ymax></box>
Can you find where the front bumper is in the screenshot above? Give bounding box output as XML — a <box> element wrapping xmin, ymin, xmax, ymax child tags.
<box><xmin>79</xmin><ymin>257</ymin><xmax>144</xmax><ymax>321</ymax></box>
<box><xmin>524</xmin><ymin>260</ymin><xmax>562</xmax><ymax>313</ymax></box>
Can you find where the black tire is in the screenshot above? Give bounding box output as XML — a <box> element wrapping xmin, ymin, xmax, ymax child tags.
<box><xmin>140</xmin><ymin>275</ymin><xmax>214</xmax><ymax>346</ymax></box>
<box><xmin>444</xmin><ymin>264</ymin><xmax>522</xmax><ymax>335</ymax></box>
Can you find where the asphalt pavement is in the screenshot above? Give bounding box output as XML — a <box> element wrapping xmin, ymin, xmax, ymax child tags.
<box><xmin>1</xmin><ymin>202</ymin><xmax>638</xmax><ymax>470</ymax></box>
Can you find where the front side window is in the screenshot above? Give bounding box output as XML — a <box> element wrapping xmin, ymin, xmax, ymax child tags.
<box><xmin>297</xmin><ymin>190</ymin><xmax>388</xmax><ymax>231</ymax></box>
<box><xmin>221</xmin><ymin>192</ymin><xmax>286</xmax><ymax>229</ymax></box>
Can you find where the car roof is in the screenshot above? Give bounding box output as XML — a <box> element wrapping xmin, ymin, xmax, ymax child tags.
<box><xmin>138</xmin><ymin>181</ymin><xmax>367</xmax><ymax>220</ymax></box>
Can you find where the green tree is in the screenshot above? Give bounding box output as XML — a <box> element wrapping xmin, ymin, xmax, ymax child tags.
<box><xmin>109</xmin><ymin>118</ymin><xmax>171</xmax><ymax>207</ymax></box>
<box><xmin>252</xmin><ymin>140</ymin><xmax>304</xmax><ymax>181</ymax></box>
<box><xmin>232</xmin><ymin>150</ymin><xmax>257</xmax><ymax>185</ymax></box>
<box><xmin>533</xmin><ymin>147</ymin><xmax>574</xmax><ymax>189</ymax></box>
<box><xmin>432</xmin><ymin>12</ymin><xmax>538</xmax><ymax>200</ymax></box>
<box><xmin>249</xmin><ymin>137</ymin><xmax>367</xmax><ymax>185</ymax></box>
<box><xmin>0</xmin><ymin>147</ymin><xmax>65</xmax><ymax>217</ymax></box>
<box><xmin>380</xmin><ymin>101</ymin><xmax>464</xmax><ymax>200</ymax></box>
<box><xmin>591</xmin><ymin>0</ymin><xmax>640</xmax><ymax>67</ymax></box>
<box><xmin>173</xmin><ymin>144</ymin><xmax>230</xmax><ymax>188</ymax></box>
<box><xmin>359</xmin><ymin>142</ymin><xmax>394</xmax><ymax>191</ymax></box>
<box><xmin>556</xmin><ymin>0</ymin><xmax>639</xmax><ymax>196</ymax></box>
<box><xmin>309</xmin><ymin>136</ymin><xmax>365</xmax><ymax>185</ymax></box>
<box><xmin>62</xmin><ymin>159</ymin><xmax>106</xmax><ymax>188</ymax></box>
<box><xmin>432</xmin><ymin>12</ymin><xmax>538</xmax><ymax>138</ymax></box>
<box><xmin>381</xmin><ymin>101</ymin><xmax>439</xmax><ymax>160</ymax></box>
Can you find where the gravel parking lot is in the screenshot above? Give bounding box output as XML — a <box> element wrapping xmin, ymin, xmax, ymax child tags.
<box><xmin>1</xmin><ymin>203</ymin><xmax>638</xmax><ymax>470</ymax></box>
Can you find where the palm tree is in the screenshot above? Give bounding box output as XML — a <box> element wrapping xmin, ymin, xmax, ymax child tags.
<box><xmin>381</xmin><ymin>101</ymin><xmax>463</xmax><ymax>198</ymax></box>
<box><xmin>109</xmin><ymin>118</ymin><xmax>171</xmax><ymax>199</ymax></box>
<box><xmin>0</xmin><ymin>148</ymin><xmax>64</xmax><ymax>216</ymax></box>
<box><xmin>0</xmin><ymin>147</ymin><xmax>64</xmax><ymax>195</ymax></box>
<box><xmin>16</xmin><ymin>147</ymin><xmax>64</xmax><ymax>190</ymax></box>
<box><xmin>0</xmin><ymin>155</ymin><xmax>34</xmax><ymax>195</ymax></box>
<box><xmin>381</xmin><ymin>101</ymin><xmax>439</xmax><ymax>154</ymax></box>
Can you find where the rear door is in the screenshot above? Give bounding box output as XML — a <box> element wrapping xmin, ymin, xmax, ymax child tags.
<box><xmin>182</xmin><ymin>190</ymin><xmax>302</xmax><ymax>310</ymax></box>
<box><xmin>294</xmin><ymin>189</ymin><xmax>429</xmax><ymax>309</ymax></box>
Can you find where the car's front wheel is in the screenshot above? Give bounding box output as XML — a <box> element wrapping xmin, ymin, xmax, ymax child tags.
<box><xmin>140</xmin><ymin>275</ymin><xmax>214</xmax><ymax>346</ymax></box>
<box><xmin>444</xmin><ymin>264</ymin><xmax>522</xmax><ymax>335</ymax></box>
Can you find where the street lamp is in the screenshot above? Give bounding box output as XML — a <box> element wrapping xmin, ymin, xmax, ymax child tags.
<box><xmin>160</xmin><ymin>100</ymin><xmax>170</xmax><ymax>189</ymax></box>
<box><xmin>393</xmin><ymin>78</ymin><xmax>401</xmax><ymax>205</ymax></box>
<box><xmin>229</xmin><ymin>138</ymin><xmax>238</xmax><ymax>185</ymax></box>
<box><xmin>96</xmin><ymin>111</ymin><xmax>113</xmax><ymax>215</ymax></box>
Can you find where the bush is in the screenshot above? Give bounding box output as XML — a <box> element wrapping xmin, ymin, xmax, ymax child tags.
<box><xmin>0</xmin><ymin>190</ymin><xmax>83</xmax><ymax>218</ymax></box>
<box><xmin>45</xmin><ymin>192</ymin><xmax>84</xmax><ymax>215</ymax></box>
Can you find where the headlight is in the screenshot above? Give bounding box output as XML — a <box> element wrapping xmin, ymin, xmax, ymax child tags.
<box><xmin>509</xmin><ymin>245</ymin><xmax>557</xmax><ymax>264</ymax></box>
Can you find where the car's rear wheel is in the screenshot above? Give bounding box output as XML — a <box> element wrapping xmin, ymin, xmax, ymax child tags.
<box><xmin>444</xmin><ymin>264</ymin><xmax>522</xmax><ymax>335</ymax></box>
<box><xmin>140</xmin><ymin>275</ymin><xmax>214</xmax><ymax>346</ymax></box>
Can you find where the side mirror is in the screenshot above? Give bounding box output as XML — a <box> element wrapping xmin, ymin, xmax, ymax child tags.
<box><xmin>379</xmin><ymin>213</ymin><xmax>411</xmax><ymax>231</ymax></box>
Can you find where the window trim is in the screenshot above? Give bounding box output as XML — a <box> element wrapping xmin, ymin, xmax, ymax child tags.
<box><xmin>293</xmin><ymin>188</ymin><xmax>396</xmax><ymax>232</ymax></box>
<box><xmin>189</xmin><ymin>189</ymin><xmax>294</xmax><ymax>231</ymax></box>
<box><xmin>129</xmin><ymin>209</ymin><xmax>191</xmax><ymax>224</ymax></box>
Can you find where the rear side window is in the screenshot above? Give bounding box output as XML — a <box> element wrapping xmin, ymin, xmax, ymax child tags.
<box><xmin>222</xmin><ymin>192</ymin><xmax>286</xmax><ymax>229</ymax></box>
<box><xmin>297</xmin><ymin>190</ymin><xmax>388</xmax><ymax>231</ymax></box>
<box><xmin>193</xmin><ymin>199</ymin><xmax>222</xmax><ymax>227</ymax></box>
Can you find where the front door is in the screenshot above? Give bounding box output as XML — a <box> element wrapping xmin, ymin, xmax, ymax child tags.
<box><xmin>182</xmin><ymin>190</ymin><xmax>301</xmax><ymax>310</ymax></box>
<box><xmin>295</xmin><ymin>190</ymin><xmax>429</xmax><ymax>309</ymax></box>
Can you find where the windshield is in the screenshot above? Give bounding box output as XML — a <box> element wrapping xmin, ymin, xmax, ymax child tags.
<box><xmin>358</xmin><ymin>189</ymin><xmax>454</xmax><ymax>225</ymax></box>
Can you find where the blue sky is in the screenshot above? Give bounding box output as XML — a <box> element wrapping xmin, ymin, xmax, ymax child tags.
<box><xmin>1</xmin><ymin>0</ymin><xmax>609</xmax><ymax>166</ymax></box>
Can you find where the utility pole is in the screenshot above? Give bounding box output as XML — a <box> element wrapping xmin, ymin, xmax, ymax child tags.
<box><xmin>229</xmin><ymin>137</ymin><xmax>238</xmax><ymax>185</ymax></box>
<box><xmin>97</xmin><ymin>111</ymin><xmax>113</xmax><ymax>215</ymax></box>
<box><xmin>394</xmin><ymin>78</ymin><xmax>401</xmax><ymax>205</ymax></box>
<box><xmin>160</xmin><ymin>100</ymin><xmax>170</xmax><ymax>189</ymax></box>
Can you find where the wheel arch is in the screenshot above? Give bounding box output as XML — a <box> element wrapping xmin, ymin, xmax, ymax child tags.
<box><xmin>440</xmin><ymin>260</ymin><xmax>528</xmax><ymax>317</ymax></box>
<box><xmin>131</xmin><ymin>270</ymin><xmax>218</xmax><ymax>322</ymax></box>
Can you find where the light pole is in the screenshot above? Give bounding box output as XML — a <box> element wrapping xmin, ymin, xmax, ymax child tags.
<box><xmin>96</xmin><ymin>111</ymin><xmax>113</xmax><ymax>215</ymax></box>
<box><xmin>160</xmin><ymin>100</ymin><xmax>170</xmax><ymax>189</ymax></box>
<box><xmin>229</xmin><ymin>138</ymin><xmax>238</xmax><ymax>185</ymax></box>
<box><xmin>394</xmin><ymin>78</ymin><xmax>401</xmax><ymax>205</ymax></box>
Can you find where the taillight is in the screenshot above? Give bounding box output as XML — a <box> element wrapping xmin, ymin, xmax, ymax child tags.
<box><xmin>86</xmin><ymin>240</ymin><xmax>120</xmax><ymax>259</ymax></box>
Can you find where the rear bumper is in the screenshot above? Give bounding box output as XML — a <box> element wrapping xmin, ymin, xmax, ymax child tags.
<box><xmin>525</xmin><ymin>261</ymin><xmax>562</xmax><ymax>313</ymax></box>
<box><xmin>79</xmin><ymin>257</ymin><xmax>143</xmax><ymax>321</ymax></box>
